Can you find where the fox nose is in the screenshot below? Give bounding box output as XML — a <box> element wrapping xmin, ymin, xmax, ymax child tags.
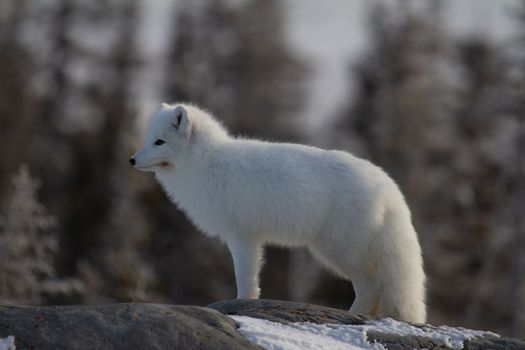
<box><xmin>129</xmin><ymin>157</ymin><xmax>136</xmax><ymax>166</ymax></box>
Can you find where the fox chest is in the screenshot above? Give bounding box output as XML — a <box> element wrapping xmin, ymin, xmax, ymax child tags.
<box><xmin>168</xmin><ymin>179</ymin><xmax>233</xmax><ymax>238</ymax></box>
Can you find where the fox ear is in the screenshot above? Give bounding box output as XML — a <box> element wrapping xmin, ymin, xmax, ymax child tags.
<box><xmin>171</xmin><ymin>105</ymin><xmax>189</xmax><ymax>132</ymax></box>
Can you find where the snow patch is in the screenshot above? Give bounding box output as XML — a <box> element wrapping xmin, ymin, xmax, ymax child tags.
<box><xmin>0</xmin><ymin>336</ymin><xmax>15</xmax><ymax>350</ymax></box>
<box><xmin>364</xmin><ymin>318</ymin><xmax>498</xmax><ymax>349</ymax></box>
<box><xmin>232</xmin><ymin>315</ymin><xmax>381</xmax><ymax>350</ymax></box>
<box><xmin>232</xmin><ymin>316</ymin><xmax>499</xmax><ymax>350</ymax></box>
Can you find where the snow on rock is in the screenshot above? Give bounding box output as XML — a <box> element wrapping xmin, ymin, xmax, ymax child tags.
<box><xmin>232</xmin><ymin>315</ymin><xmax>500</xmax><ymax>350</ymax></box>
<box><xmin>232</xmin><ymin>315</ymin><xmax>381</xmax><ymax>350</ymax></box>
<box><xmin>0</xmin><ymin>336</ymin><xmax>15</xmax><ymax>350</ymax></box>
<box><xmin>367</xmin><ymin>318</ymin><xmax>499</xmax><ymax>349</ymax></box>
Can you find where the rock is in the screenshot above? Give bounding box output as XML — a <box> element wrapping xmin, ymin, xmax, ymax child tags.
<box><xmin>463</xmin><ymin>336</ymin><xmax>525</xmax><ymax>350</ymax></box>
<box><xmin>2</xmin><ymin>300</ymin><xmax>524</xmax><ymax>349</ymax></box>
<box><xmin>208</xmin><ymin>299</ymin><xmax>525</xmax><ymax>350</ymax></box>
<box><xmin>0</xmin><ymin>303</ymin><xmax>259</xmax><ymax>350</ymax></box>
<box><xmin>209</xmin><ymin>298</ymin><xmax>370</xmax><ymax>325</ymax></box>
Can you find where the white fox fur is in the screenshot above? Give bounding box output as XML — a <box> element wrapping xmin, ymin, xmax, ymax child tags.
<box><xmin>131</xmin><ymin>103</ymin><xmax>427</xmax><ymax>323</ymax></box>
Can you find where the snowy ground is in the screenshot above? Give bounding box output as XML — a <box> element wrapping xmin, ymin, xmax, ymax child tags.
<box><xmin>0</xmin><ymin>336</ymin><xmax>15</xmax><ymax>350</ymax></box>
<box><xmin>232</xmin><ymin>316</ymin><xmax>499</xmax><ymax>350</ymax></box>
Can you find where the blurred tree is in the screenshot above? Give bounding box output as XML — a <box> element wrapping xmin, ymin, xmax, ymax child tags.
<box><xmin>0</xmin><ymin>0</ymin><xmax>122</xmax><ymax>275</ymax></box>
<box><xmin>0</xmin><ymin>0</ymin><xmax>160</xmax><ymax>304</ymax></box>
<box><xmin>508</xmin><ymin>1</ymin><xmax>525</xmax><ymax>336</ymax></box>
<box><xmin>0</xmin><ymin>166</ymin><xmax>58</xmax><ymax>304</ymax></box>
<box><xmin>0</xmin><ymin>0</ymin><xmax>40</xmax><ymax>196</ymax></box>
<box><xmin>453</xmin><ymin>38</ymin><xmax>521</xmax><ymax>334</ymax></box>
<box><xmin>67</xmin><ymin>0</ymin><xmax>161</xmax><ymax>304</ymax></box>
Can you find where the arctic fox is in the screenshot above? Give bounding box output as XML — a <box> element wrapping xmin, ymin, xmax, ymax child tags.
<box><xmin>130</xmin><ymin>103</ymin><xmax>427</xmax><ymax>323</ymax></box>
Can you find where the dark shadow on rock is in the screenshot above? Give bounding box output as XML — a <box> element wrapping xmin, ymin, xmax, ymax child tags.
<box><xmin>208</xmin><ymin>298</ymin><xmax>369</xmax><ymax>325</ymax></box>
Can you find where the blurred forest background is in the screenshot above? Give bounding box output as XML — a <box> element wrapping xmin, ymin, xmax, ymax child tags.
<box><xmin>0</xmin><ymin>0</ymin><xmax>524</xmax><ymax>338</ymax></box>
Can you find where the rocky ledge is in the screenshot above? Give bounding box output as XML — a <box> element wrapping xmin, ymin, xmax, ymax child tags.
<box><xmin>0</xmin><ymin>300</ymin><xmax>524</xmax><ymax>349</ymax></box>
<box><xmin>0</xmin><ymin>303</ymin><xmax>257</xmax><ymax>350</ymax></box>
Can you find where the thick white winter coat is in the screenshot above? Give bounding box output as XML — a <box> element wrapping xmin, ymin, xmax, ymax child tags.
<box><xmin>131</xmin><ymin>103</ymin><xmax>427</xmax><ymax>323</ymax></box>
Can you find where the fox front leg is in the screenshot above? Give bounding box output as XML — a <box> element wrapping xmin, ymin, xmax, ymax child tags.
<box><xmin>227</xmin><ymin>238</ymin><xmax>263</xmax><ymax>299</ymax></box>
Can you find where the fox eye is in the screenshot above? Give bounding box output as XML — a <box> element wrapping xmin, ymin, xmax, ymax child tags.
<box><xmin>154</xmin><ymin>139</ymin><xmax>165</xmax><ymax>146</ymax></box>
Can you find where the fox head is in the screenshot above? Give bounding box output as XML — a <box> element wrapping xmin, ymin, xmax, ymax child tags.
<box><xmin>130</xmin><ymin>103</ymin><xmax>192</xmax><ymax>172</ymax></box>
